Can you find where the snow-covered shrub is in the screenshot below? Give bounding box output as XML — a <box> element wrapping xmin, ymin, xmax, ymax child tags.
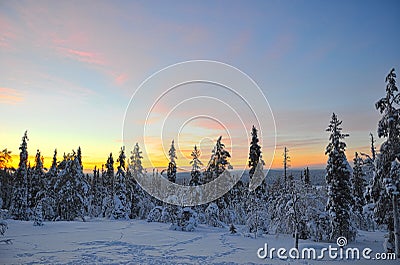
<box><xmin>137</xmin><ymin>194</ymin><xmax>155</xmax><ymax>220</ymax></box>
<box><xmin>170</xmin><ymin>207</ymin><xmax>197</xmax><ymax>232</ymax></box>
<box><xmin>162</xmin><ymin>204</ymin><xmax>180</xmax><ymax>224</ymax></box>
<box><xmin>307</xmin><ymin>212</ymin><xmax>330</xmax><ymax>242</ymax></box>
<box><xmin>33</xmin><ymin>202</ymin><xmax>44</xmax><ymax>226</ymax></box>
<box><xmin>220</xmin><ymin>207</ymin><xmax>237</xmax><ymax>225</ymax></box>
<box><xmin>147</xmin><ymin>206</ymin><xmax>163</xmax><ymax>222</ymax></box>
<box><xmin>205</xmin><ymin>203</ymin><xmax>225</xmax><ymax>228</ymax></box>
<box><xmin>0</xmin><ymin>220</ymin><xmax>7</xmax><ymax>236</ymax></box>
<box><xmin>41</xmin><ymin>196</ymin><xmax>56</xmax><ymax>221</ymax></box>
<box><xmin>229</xmin><ymin>223</ymin><xmax>237</xmax><ymax>234</ymax></box>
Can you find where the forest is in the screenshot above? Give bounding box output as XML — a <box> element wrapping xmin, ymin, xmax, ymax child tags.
<box><xmin>0</xmin><ymin>68</ymin><xmax>399</xmax><ymax>258</ymax></box>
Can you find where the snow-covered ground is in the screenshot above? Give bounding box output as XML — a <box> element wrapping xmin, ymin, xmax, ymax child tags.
<box><xmin>0</xmin><ymin>219</ymin><xmax>397</xmax><ymax>265</ymax></box>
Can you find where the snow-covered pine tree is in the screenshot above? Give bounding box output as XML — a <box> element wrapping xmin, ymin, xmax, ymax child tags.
<box><xmin>29</xmin><ymin>150</ymin><xmax>45</xmax><ymax>214</ymax></box>
<box><xmin>171</xmin><ymin>207</ymin><xmax>197</xmax><ymax>232</ymax></box>
<box><xmin>111</xmin><ymin>147</ymin><xmax>129</xmax><ymax>219</ymax></box>
<box><xmin>77</xmin><ymin>146</ymin><xmax>82</xmax><ymax>167</ymax></box>
<box><xmin>205</xmin><ymin>203</ymin><xmax>224</xmax><ymax>227</ymax></box>
<box><xmin>10</xmin><ymin>131</ymin><xmax>29</xmax><ymax>220</ymax></box>
<box><xmin>283</xmin><ymin>147</ymin><xmax>290</xmax><ymax>189</ymax></box>
<box><xmin>0</xmin><ymin>149</ymin><xmax>13</xmax><ymax>210</ymax></box>
<box><xmin>127</xmin><ymin>143</ymin><xmax>142</xmax><ymax>218</ymax></box>
<box><xmin>55</xmin><ymin>150</ymin><xmax>88</xmax><ymax>221</ymax></box>
<box><xmin>0</xmin><ymin>148</ymin><xmax>12</xmax><ymax>169</ymax></box>
<box><xmin>229</xmin><ymin>223</ymin><xmax>237</xmax><ymax>234</ymax></box>
<box><xmin>325</xmin><ymin>113</ymin><xmax>355</xmax><ymax>242</ymax></box>
<box><xmin>189</xmin><ymin>145</ymin><xmax>203</xmax><ymax>186</ymax></box>
<box><xmin>0</xmin><ymin>220</ymin><xmax>6</xmax><ymax>236</ymax></box>
<box><xmin>362</xmin><ymin>134</ymin><xmax>378</xmax><ymax>231</ymax></box>
<box><xmin>33</xmin><ymin>201</ymin><xmax>44</xmax><ymax>226</ymax></box>
<box><xmin>90</xmin><ymin>166</ymin><xmax>103</xmax><ymax>217</ymax></box>
<box><xmin>102</xmin><ymin>153</ymin><xmax>114</xmax><ymax>218</ymax></box>
<box><xmin>304</xmin><ymin>167</ymin><xmax>311</xmax><ymax>187</ymax></box>
<box><xmin>246</xmin><ymin>190</ymin><xmax>268</xmax><ymax>238</ymax></box>
<box><xmin>130</xmin><ymin>143</ymin><xmax>144</xmax><ymax>177</ymax></box>
<box><xmin>373</xmin><ymin>68</ymin><xmax>400</xmax><ymax>256</ymax></box>
<box><xmin>167</xmin><ymin>140</ymin><xmax>177</xmax><ymax>183</ymax></box>
<box><xmin>204</xmin><ymin>136</ymin><xmax>232</xmax><ymax>183</ymax></box>
<box><xmin>352</xmin><ymin>152</ymin><xmax>366</xmax><ymax>229</ymax></box>
<box><xmin>41</xmin><ymin>149</ymin><xmax>58</xmax><ymax>221</ymax></box>
<box><xmin>248</xmin><ymin>125</ymin><xmax>262</xmax><ymax>180</ymax></box>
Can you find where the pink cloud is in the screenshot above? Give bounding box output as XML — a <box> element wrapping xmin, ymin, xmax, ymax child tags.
<box><xmin>190</xmin><ymin>118</ymin><xmax>228</xmax><ymax>131</ymax></box>
<box><xmin>114</xmin><ymin>73</ymin><xmax>128</xmax><ymax>85</ymax></box>
<box><xmin>0</xmin><ymin>87</ymin><xmax>24</xmax><ymax>104</ymax></box>
<box><xmin>0</xmin><ymin>17</ymin><xmax>16</xmax><ymax>49</ymax></box>
<box><xmin>59</xmin><ymin>48</ymin><xmax>106</xmax><ymax>66</ymax></box>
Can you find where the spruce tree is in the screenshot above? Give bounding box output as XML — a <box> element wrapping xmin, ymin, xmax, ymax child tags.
<box><xmin>0</xmin><ymin>148</ymin><xmax>12</xmax><ymax>169</ymax></box>
<box><xmin>128</xmin><ymin>143</ymin><xmax>145</xmax><ymax>219</ymax></box>
<box><xmin>55</xmin><ymin>150</ymin><xmax>88</xmax><ymax>221</ymax></box>
<box><xmin>0</xmin><ymin>149</ymin><xmax>13</xmax><ymax>210</ymax></box>
<box><xmin>42</xmin><ymin>149</ymin><xmax>58</xmax><ymax>221</ymax></box>
<box><xmin>352</xmin><ymin>152</ymin><xmax>366</xmax><ymax>216</ymax></box>
<box><xmin>373</xmin><ymin>68</ymin><xmax>400</xmax><ymax>256</ymax></box>
<box><xmin>167</xmin><ymin>140</ymin><xmax>177</xmax><ymax>183</ymax></box>
<box><xmin>29</xmin><ymin>150</ymin><xmax>45</xmax><ymax>212</ymax></box>
<box><xmin>283</xmin><ymin>147</ymin><xmax>290</xmax><ymax>189</ymax></box>
<box><xmin>130</xmin><ymin>143</ymin><xmax>144</xmax><ymax>176</ymax></box>
<box><xmin>325</xmin><ymin>113</ymin><xmax>355</xmax><ymax>242</ymax></box>
<box><xmin>112</xmin><ymin>147</ymin><xmax>128</xmax><ymax>219</ymax></box>
<box><xmin>90</xmin><ymin>166</ymin><xmax>103</xmax><ymax>217</ymax></box>
<box><xmin>102</xmin><ymin>153</ymin><xmax>114</xmax><ymax>218</ymax></box>
<box><xmin>189</xmin><ymin>145</ymin><xmax>203</xmax><ymax>186</ymax></box>
<box><xmin>248</xmin><ymin>125</ymin><xmax>262</xmax><ymax>180</ymax></box>
<box><xmin>33</xmin><ymin>201</ymin><xmax>44</xmax><ymax>226</ymax></box>
<box><xmin>229</xmin><ymin>223</ymin><xmax>237</xmax><ymax>234</ymax></box>
<box><xmin>304</xmin><ymin>167</ymin><xmax>311</xmax><ymax>187</ymax></box>
<box><xmin>10</xmin><ymin>131</ymin><xmax>29</xmax><ymax>220</ymax></box>
<box><xmin>204</xmin><ymin>136</ymin><xmax>231</xmax><ymax>183</ymax></box>
<box><xmin>352</xmin><ymin>152</ymin><xmax>367</xmax><ymax>230</ymax></box>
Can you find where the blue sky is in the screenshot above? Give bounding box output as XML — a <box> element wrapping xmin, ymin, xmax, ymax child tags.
<box><xmin>1</xmin><ymin>0</ymin><xmax>399</xmax><ymax>170</ymax></box>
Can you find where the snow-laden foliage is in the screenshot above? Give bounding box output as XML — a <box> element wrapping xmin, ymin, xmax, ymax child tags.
<box><xmin>189</xmin><ymin>145</ymin><xmax>203</xmax><ymax>186</ymax></box>
<box><xmin>0</xmin><ymin>219</ymin><xmax>7</xmax><ymax>236</ymax></box>
<box><xmin>170</xmin><ymin>207</ymin><xmax>197</xmax><ymax>232</ymax></box>
<box><xmin>89</xmin><ymin>166</ymin><xmax>103</xmax><ymax>218</ymax></box>
<box><xmin>111</xmin><ymin>147</ymin><xmax>129</xmax><ymax>220</ymax></box>
<box><xmin>147</xmin><ymin>206</ymin><xmax>163</xmax><ymax>222</ymax></box>
<box><xmin>205</xmin><ymin>203</ymin><xmax>225</xmax><ymax>228</ymax></box>
<box><xmin>54</xmin><ymin>151</ymin><xmax>89</xmax><ymax>221</ymax></box>
<box><xmin>248</xmin><ymin>125</ymin><xmax>262</xmax><ymax>180</ymax></box>
<box><xmin>246</xmin><ymin>192</ymin><xmax>268</xmax><ymax>238</ymax></box>
<box><xmin>33</xmin><ymin>201</ymin><xmax>44</xmax><ymax>226</ymax></box>
<box><xmin>10</xmin><ymin>131</ymin><xmax>29</xmax><ymax>221</ymax></box>
<box><xmin>203</xmin><ymin>136</ymin><xmax>232</xmax><ymax>183</ymax></box>
<box><xmin>167</xmin><ymin>140</ymin><xmax>177</xmax><ymax>183</ymax></box>
<box><xmin>325</xmin><ymin>113</ymin><xmax>356</xmax><ymax>242</ymax></box>
<box><xmin>351</xmin><ymin>152</ymin><xmax>367</xmax><ymax>229</ymax></box>
<box><xmin>373</xmin><ymin>68</ymin><xmax>400</xmax><ymax>255</ymax></box>
<box><xmin>229</xmin><ymin>223</ymin><xmax>237</xmax><ymax>234</ymax></box>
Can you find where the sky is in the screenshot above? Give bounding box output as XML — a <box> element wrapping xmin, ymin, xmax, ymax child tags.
<box><xmin>1</xmin><ymin>0</ymin><xmax>400</xmax><ymax>172</ymax></box>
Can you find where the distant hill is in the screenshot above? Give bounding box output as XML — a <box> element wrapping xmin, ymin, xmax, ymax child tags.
<box><xmin>174</xmin><ymin>169</ymin><xmax>327</xmax><ymax>186</ymax></box>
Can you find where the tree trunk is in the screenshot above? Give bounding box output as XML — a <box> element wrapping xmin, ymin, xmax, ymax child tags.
<box><xmin>393</xmin><ymin>194</ymin><xmax>400</xmax><ymax>258</ymax></box>
<box><xmin>294</xmin><ymin>228</ymin><xmax>299</xmax><ymax>250</ymax></box>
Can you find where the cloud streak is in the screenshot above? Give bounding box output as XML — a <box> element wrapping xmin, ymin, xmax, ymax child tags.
<box><xmin>58</xmin><ymin>48</ymin><xmax>106</xmax><ymax>66</ymax></box>
<box><xmin>0</xmin><ymin>87</ymin><xmax>23</xmax><ymax>104</ymax></box>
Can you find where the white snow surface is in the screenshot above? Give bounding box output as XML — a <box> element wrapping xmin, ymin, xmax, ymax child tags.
<box><xmin>0</xmin><ymin>219</ymin><xmax>397</xmax><ymax>265</ymax></box>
